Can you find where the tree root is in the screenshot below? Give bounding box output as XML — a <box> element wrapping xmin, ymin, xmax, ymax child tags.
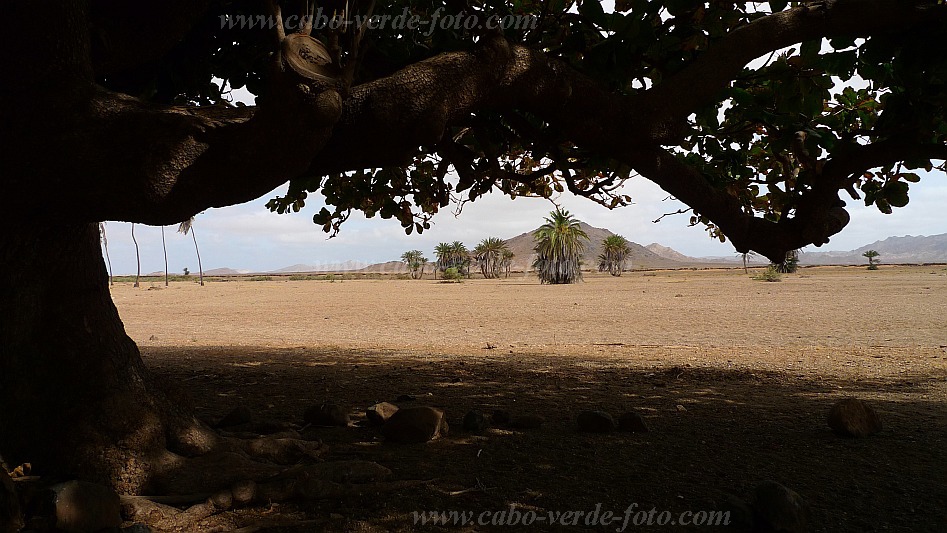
<box><xmin>122</xmin><ymin>458</ymin><xmax>430</xmax><ymax>532</ymax></box>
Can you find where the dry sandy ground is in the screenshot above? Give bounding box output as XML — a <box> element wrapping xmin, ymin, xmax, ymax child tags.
<box><xmin>112</xmin><ymin>266</ymin><xmax>947</xmax><ymax>532</ymax></box>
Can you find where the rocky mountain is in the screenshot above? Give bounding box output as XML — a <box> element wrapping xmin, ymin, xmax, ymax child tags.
<box><xmin>801</xmin><ymin>233</ymin><xmax>947</xmax><ymax>265</ymax></box>
<box><xmin>204</xmin><ymin>267</ymin><xmax>246</xmax><ymax>276</ymax></box>
<box><xmin>645</xmin><ymin>243</ymin><xmax>695</xmax><ymax>263</ymax></box>
<box><xmin>501</xmin><ymin>222</ymin><xmax>691</xmax><ymax>270</ymax></box>
<box><xmin>272</xmin><ymin>261</ymin><xmax>371</xmax><ymax>273</ymax></box>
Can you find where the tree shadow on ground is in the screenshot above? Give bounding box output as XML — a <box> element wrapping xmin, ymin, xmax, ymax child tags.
<box><xmin>143</xmin><ymin>346</ymin><xmax>947</xmax><ymax>532</ymax></box>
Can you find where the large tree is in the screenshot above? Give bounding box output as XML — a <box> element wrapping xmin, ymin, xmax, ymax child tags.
<box><xmin>1</xmin><ymin>0</ymin><xmax>945</xmax><ymax>495</ymax></box>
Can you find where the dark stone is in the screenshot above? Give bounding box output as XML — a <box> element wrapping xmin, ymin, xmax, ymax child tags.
<box><xmin>216</xmin><ymin>405</ymin><xmax>253</xmax><ymax>428</ymax></box>
<box><xmin>382</xmin><ymin>407</ymin><xmax>448</xmax><ymax>443</ymax></box>
<box><xmin>617</xmin><ymin>411</ymin><xmax>650</xmax><ymax>433</ymax></box>
<box><xmin>366</xmin><ymin>402</ymin><xmax>400</xmax><ymax>426</ymax></box>
<box><xmin>396</xmin><ymin>394</ymin><xmax>416</xmax><ymax>402</ymax></box>
<box><xmin>50</xmin><ymin>481</ymin><xmax>122</xmax><ymax>533</ymax></box>
<box><xmin>462</xmin><ymin>410</ymin><xmax>488</xmax><ymax>433</ymax></box>
<box><xmin>491</xmin><ymin>409</ymin><xmax>511</xmax><ymax>425</ymax></box>
<box><xmin>827</xmin><ymin>398</ymin><xmax>882</xmax><ymax>437</ymax></box>
<box><xmin>719</xmin><ymin>494</ymin><xmax>754</xmax><ymax>532</ymax></box>
<box><xmin>304</xmin><ymin>402</ymin><xmax>350</xmax><ymax>427</ymax></box>
<box><xmin>577</xmin><ymin>410</ymin><xmax>616</xmax><ymax>433</ymax></box>
<box><xmin>752</xmin><ymin>481</ymin><xmax>808</xmax><ymax>533</ymax></box>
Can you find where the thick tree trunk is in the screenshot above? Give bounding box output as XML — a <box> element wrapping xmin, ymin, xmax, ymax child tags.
<box><xmin>0</xmin><ymin>221</ymin><xmax>200</xmax><ymax>493</ymax></box>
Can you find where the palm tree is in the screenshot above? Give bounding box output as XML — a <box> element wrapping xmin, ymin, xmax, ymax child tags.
<box><xmin>131</xmin><ymin>223</ymin><xmax>141</xmax><ymax>288</ymax></box>
<box><xmin>474</xmin><ymin>237</ymin><xmax>510</xmax><ymax>279</ymax></box>
<box><xmin>400</xmin><ymin>250</ymin><xmax>428</xmax><ymax>279</ymax></box>
<box><xmin>99</xmin><ymin>222</ymin><xmax>113</xmax><ymax>286</ymax></box>
<box><xmin>178</xmin><ymin>217</ymin><xmax>204</xmax><ymax>286</ymax></box>
<box><xmin>773</xmin><ymin>249</ymin><xmax>800</xmax><ymax>273</ymax></box>
<box><xmin>161</xmin><ymin>226</ymin><xmax>169</xmax><ymax>286</ymax></box>
<box><xmin>501</xmin><ymin>249</ymin><xmax>515</xmax><ymax>278</ymax></box>
<box><xmin>863</xmin><ymin>249</ymin><xmax>881</xmax><ymax>270</ymax></box>
<box><xmin>532</xmin><ymin>209</ymin><xmax>589</xmax><ymax>284</ymax></box>
<box><xmin>598</xmin><ymin>234</ymin><xmax>632</xmax><ymax>276</ymax></box>
<box><xmin>450</xmin><ymin>241</ymin><xmax>471</xmax><ymax>278</ymax></box>
<box><xmin>433</xmin><ymin>242</ymin><xmax>452</xmax><ymax>279</ymax></box>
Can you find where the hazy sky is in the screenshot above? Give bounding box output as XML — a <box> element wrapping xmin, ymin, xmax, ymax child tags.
<box><xmin>101</xmin><ymin>173</ymin><xmax>947</xmax><ymax>275</ymax></box>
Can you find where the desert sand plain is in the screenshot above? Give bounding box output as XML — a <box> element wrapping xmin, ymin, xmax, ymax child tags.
<box><xmin>111</xmin><ymin>265</ymin><xmax>947</xmax><ymax>532</ymax></box>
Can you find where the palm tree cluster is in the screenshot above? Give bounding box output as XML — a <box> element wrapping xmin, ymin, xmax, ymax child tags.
<box><xmin>400</xmin><ymin>250</ymin><xmax>428</xmax><ymax>279</ymax></box>
<box><xmin>473</xmin><ymin>237</ymin><xmax>513</xmax><ymax>279</ymax></box>
<box><xmin>434</xmin><ymin>241</ymin><xmax>472</xmax><ymax>278</ymax></box>
<box><xmin>598</xmin><ymin>235</ymin><xmax>632</xmax><ymax>276</ymax></box>
<box><xmin>533</xmin><ymin>209</ymin><xmax>589</xmax><ymax>284</ymax></box>
<box><xmin>772</xmin><ymin>249</ymin><xmax>800</xmax><ymax>273</ymax></box>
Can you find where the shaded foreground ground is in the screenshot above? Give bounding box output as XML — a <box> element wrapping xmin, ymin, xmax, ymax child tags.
<box><xmin>113</xmin><ymin>266</ymin><xmax>947</xmax><ymax>531</ymax></box>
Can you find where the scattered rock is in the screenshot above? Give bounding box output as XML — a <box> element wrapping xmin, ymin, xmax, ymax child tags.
<box><xmin>366</xmin><ymin>402</ymin><xmax>400</xmax><ymax>426</ymax></box>
<box><xmin>491</xmin><ymin>410</ymin><xmax>511</xmax><ymax>425</ymax></box>
<box><xmin>1</xmin><ymin>469</ymin><xmax>23</xmax><ymax>533</ymax></box>
<box><xmin>577</xmin><ymin>410</ymin><xmax>616</xmax><ymax>433</ymax></box>
<box><xmin>230</xmin><ymin>480</ymin><xmax>258</xmax><ymax>506</ymax></box>
<box><xmin>304</xmin><ymin>402</ymin><xmax>350</xmax><ymax>427</ymax></box>
<box><xmin>216</xmin><ymin>405</ymin><xmax>253</xmax><ymax>428</ymax></box>
<box><xmin>462</xmin><ymin>410</ymin><xmax>488</xmax><ymax>433</ymax></box>
<box><xmin>752</xmin><ymin>481</ymin><xmax>808</xmax><ymax>533</ymax></box>
<box><xmin>396</xmin><ymin>394</ymin><xmax>416</xmax><ymax>402</ymax></box>
<box><xmin>510</xmin><ymin>414</ymin><xmax>545</xmax><ymax>430</ymax></box>
<box><xmin>675</xmin><ymin>404</ymin><xmax>688</xmax><ymax>412</ymax></box>
<box><xmin>617</xmin><ymin>411</ymin><xmax>650</xmax><ymax>433</ymax></box>
<box><xmin>827</xmin><ymin>398</ymin><xmax>882</xmax><ymax>437</ymax></box>
<box><xmin>49</xmin><ymin>480</ymin><xmax>122</xmax><ymax>533</ymax></box>
<box><xmin>382</xmin><ymin>407</ymin><xmax>449</xmax><ymax>443</ymax></box>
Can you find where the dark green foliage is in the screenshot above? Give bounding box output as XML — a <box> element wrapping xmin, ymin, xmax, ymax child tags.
<box><xmin>598</xmin><ymin>235</ymin><xmax>632</xmax><ymax>276</ymax></box>
<box><xmin>533</xmin><ymin>209</ymin><xmax>589</xmax><ymax>284</ymax></box>
<box><xmin>473</xmin><ymin>237</ymin><xmax>512</xmax><ymax>279</ymax></box>
<box><xmin>773</xmin><ymin>249</ymin><xmax>799</xmax><ymax>274</ymax></box>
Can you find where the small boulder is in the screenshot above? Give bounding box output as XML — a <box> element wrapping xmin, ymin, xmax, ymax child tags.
<box><xmin>382</xmin><ymin>407</ymin><xmax>448</xmax><ymax>443</ymax></box>
<box><xmin>719</xmin><ymin>494</ymin><xmax>754</xmax><ymax>532</ymax></box>
<box><xmin>304</xmin><ymin>402</ymin><xmax>350</xmax><ymax>427</ymax></box>
<box><xmin>827</xmin><ymin>398</ymin><xmax>882</xmax><ymax>437</ymax></box>
<box><xmin>491</xmin><ymin>409</ymin><xmax>511</xmax><ymax>425</ymax></box>
<box><xmin>617</xmin><ymin>411</ymin><xmax>650</xmax><ymax>433</ymax></box>
<box><xmin>462</xmin><ymin>410</ymin><xmax>488</xmax><ymax>433</ymax></box>
<box><xmin>50</xmin><ymin>481</ymin><xmax>122</xmax><ymax>533</ymax></box>
<box><xmin>216</xmin><ymin>405</ymin><xmax>253</xmax><ymax>428</ymax></box>
<box><xmin>510</xmin><ymin>414</ymin><xmax>545</xmax><ymax>430</ymax></box>
<box><xmin>1</xmin><ymin>469</ymin><xmax>23</xmax><ymax>533</ymax></box>
<box><xmin>396</xmin><ymin>394</ymin><xmax>417</xmax><ymax>402</ymax></box>
<box><xmin>577</xmin><ymin>410</ymin><xmax>616</xmax><ymax>433</ymax></box>
<box><xmin>752</xmin><ymin>481</ymin><xmax>808</xmax><ymax>533</ymax></box>
<box><xmin>366</xmin><ymin>402</ymin><xmax>400</xmax><ymax>426</ymax></box>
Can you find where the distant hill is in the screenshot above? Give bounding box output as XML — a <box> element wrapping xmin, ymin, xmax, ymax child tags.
<box><xmin>272</xmin><ymin>261</ymin><xmax>371</xmax><ymax>273</ymax></box>
<box><xmin>646</xmin><ymin>243</ymin><xmax>695</xmax><ymax>263</ymax></box>
<box><xmin>801</xmin><ymin>233</ymin><xmax>947</xmax><ymax>265</ymax></box>
<box><xmin>204</xmin><ymin>267</ymin><xmax>246</xmax><ymax>276</ymax></box>
<box><xmin>502</xmin><ymin>222</ymin><xmax>692</xmax><ymax>271</ymax></box>
<box><xmin>357</xmin><ymin>260</ymin><xmax>409</xmax><ymax>273</ymax></box>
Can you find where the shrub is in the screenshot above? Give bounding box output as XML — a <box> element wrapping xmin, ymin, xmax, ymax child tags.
<box><xmin>441</xmin><ymin>267</ymin><xmax>463</xmax><ymax>282</ymax></box>
<box><xmin>753</xmin><ymin>266</ymin><xmax>782</xmax><ymax>282</ymax></box>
